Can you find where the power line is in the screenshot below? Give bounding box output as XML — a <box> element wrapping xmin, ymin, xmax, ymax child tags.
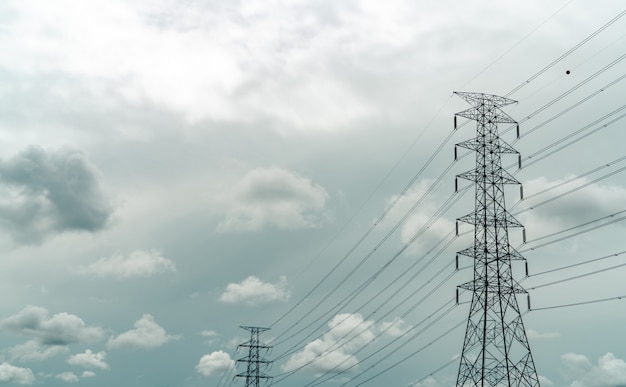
<box><xmin>349</xmin><ymin>315</ymin><xmax>465</xmax><ymax>386</ymax></box>
<box><xmin>505</xmin><ymin>9</ymin><xmax>626</xmax><ymax>97</ymax></box>
<box><xmin>513</xmin><ymin>165</ymin><xmax>626</xmax><ymax>216</ymax></box>
<box><xmin>511</xmin><ymin>73</ymin><xmax>626</xmax><ymax>143</ymax></box>
<box><xmin>271</xmin><ymin>95</ymin><xmax>456</xmax><ymax>329</ymax></box>
<box><xmin>527</xmin><ymin>261</ymin><xmax>626</xmax><ymax>290</ymax></box>
<box><xmin>522</xmin><ymin>107</ymin><xmax>626</xmax><ymax>169</ymax></box>
<box><xmin>530</xmin><ymin>294</ymin><xmax>626</xmax><ymax>311</ymax></box>
<box><xmin>271</xmin><ymin>132</ymin><xmax>458</xmax><ymax>339</ymax></box>
<box><xmin>520</xmin><ymin>209</ymin><xmax>626</xmax><ymax>252</ymax></box>
<box><xmin>458</xmin><ymin>0</ymin><xmax>575</xmax><ymax>91</ymax></box>
<box><xmin>272</xmin><ymin>187</ymin><xmax>466</xmax><ymax>359</ymax></box>
<box><xmin>529</xmin><ymin>250</ymin><xmax>626</xmax><ymax>277</ymax></box>
<box><xmin>304</xmin><ymin>268</ymin><xmax>460</xmax><ymax>386</ymax></box>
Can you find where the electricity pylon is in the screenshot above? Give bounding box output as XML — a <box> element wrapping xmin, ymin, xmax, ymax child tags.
<box><xmin>235</xmin><ymin>326</ymin><xmax>272</xmax><ymax>387</ymax></box>
<box><xmin>453</xmin><ymin>92</ymin><xmax>540</xmax><ymax>386</ymax></box>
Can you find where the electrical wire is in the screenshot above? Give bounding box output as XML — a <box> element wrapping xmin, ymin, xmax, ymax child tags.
<box><xmin>527</xmin><ymin>261</ymin><xmax>626</xmax><ymax>290</ymax></box>
<box><xmin>505</xmin><ymin>9</ymin><xmax>626</xmax><ymax>97</ymax></box>
<box><xmin>272</xmin><ymin>185</ymin><xmax>467</xmax><ymax>357</ymax></box>
<box><xmin>513</xmin><ymin>165</ymin><xmax>626</xmax><ymax>216</ymax></box>
<box><xmin>348</xmin><ymin>316</ymin><xmax>466</xmax><ymax>386</ymax></box>
<box><xmin>520</xmin><ymin>209</ymin><xmax>626</xmax><ymax>252</ymax></box>
<box><xmin>226</xmin><ymin>9</ymin><xmax>626</xmax><ymax>387</ymax></box>
<box><xmin>411</xmin><ymin>357</ymin><xmax>459</xmax><ymax>386</ymax></box>
<box><xmin>522</xmin><ymin>107</ymin><xmax>626</xmax><ymax>169</ymax></box>
<box><xmin>529</xmin><ymin>250</ymin><xmax>626</xmax><ymax>277</ymax></box>
<box><xmin>510</xmin><ymin>73</ymin><xmax>626</xmax><ymax>143</ymax></box>
<box><xmin>271</xmin><ymin>131</ymin><xmax>458</xmax><ymax>339</ymax></box>
<box><xmin>458</xmin><ymin>0</ymin><xmax>575</xmax><ymax>91</ymax></box>
<box><xmin>530</xmin><ymin>294</ymin><xmax>626</xmax><ymax>311</ymax></box>
<box><xmin>271</xmin><ymin>95</ymin><xmax>456</xmax><ymax>329</ymax></box>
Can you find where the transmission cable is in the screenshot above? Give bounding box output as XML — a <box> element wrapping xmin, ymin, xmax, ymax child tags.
<box><xmin>272</xmin><ymin>21</ymin><xmax>625</xmax><ymax>342</ymax></box>
<box><xmin>270</xmin><ymin>96</ymin><xmax>455</xmax><ymax>329</ymax></box>
<box><xmin>510</xmin><ymin>73</ymin><xmax>626</xmax><ymax>143</ymax></box>
<box><xmin>272</xmin><ymin>184</ymin><xmax>466</xmax><ymax>356</ymax></box>
<box><xmin>272</xmin><ymin>129</ymin><xmax>457</xmax><ymax>339</ymax></box>
<box><xmin>527</xmin><ymin>260</ymin><xmax>626</xmax><ymax>290</ymax></box>
<box><xmin>520</xmin><ymin>209</ymin><xmax>626</xmax><ymax>252</ymax></box>
<box><xmin>528</xmin><ymin>250</ymin><xmax>626</xmax><ymax>278</ymax></box>
<box><xmin>458</xmin><ymin>0</ymin><xmax>574</xmax><ymax>91</ymax></box>
<box><xmin>530</xmin><ymin>294</ymin><xmax>626</xmax><ymax>312</ymax></box>
<box><xmin>304</xmin><ymin>269</ymin><xmax>460</xmax><ymax>387</ymax></box>
<box><xmin>505</xmin><ymin>9</ymin><xmax>626</xmax><ymax>97</ymax></box>
<box><xmin>345</xmin><ymin>314</ymin><xmax>465</xmax><ymax>386</ymax></box>
<box><xmin>513</xmin><ymin>164</ymin><xmax>626</xmax><ymax>216</ymax></box>
<box><xmin>509</xmin><ymin>155</ymin><xmax>626</xmax><ymax>212</ymax></box>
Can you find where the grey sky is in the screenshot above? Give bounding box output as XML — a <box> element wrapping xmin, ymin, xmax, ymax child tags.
<box><xmin>0</xmin><ymin>0</ymin><xmax>623</xmax><ymax>386</ymax></box>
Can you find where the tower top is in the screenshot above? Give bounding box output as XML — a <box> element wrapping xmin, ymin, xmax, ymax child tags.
<box><xmin>454</xmin><ymin>91</ymin><xmax>518</xmax><ymax>107</ymax></box>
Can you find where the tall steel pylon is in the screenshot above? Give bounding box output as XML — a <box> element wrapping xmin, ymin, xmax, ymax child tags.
<box><xmin>453</xmin><ymin>92</ymin><xmax>540</xmax><ymax>386</ymax></box>
<box><xmin>235</xmin><ymin>326</ymin><xmax>272</xmax><ymax>387</ymax></box>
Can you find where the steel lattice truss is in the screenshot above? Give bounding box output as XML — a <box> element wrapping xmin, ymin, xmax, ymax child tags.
<box><xmin>236</xmin><ymin>326</ymin><xmax>272</xmax><ymax>387</ymax></box>
<box><xmin>454</xmin><ymin>92</ymin><xmax>540</xmax><ymax>387</ymax></box>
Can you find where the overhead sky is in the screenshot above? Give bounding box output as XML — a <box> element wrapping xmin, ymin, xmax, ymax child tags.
<box><xmin>0</xmin><ymin>0</ymin><xmax>624</xmax><ymax>386</ymax></box>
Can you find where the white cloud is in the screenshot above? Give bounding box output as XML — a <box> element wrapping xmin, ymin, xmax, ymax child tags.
<box><xmin>0</xmin><ymin>363</ymin><xmax>35</xmax><ymax>385</ymax></box>
<box><xmin>56</xmin><ymin>372</ymin><xmax>78</xmax><ymax>383</ymax></box>
<box><xmin>219</xmin><ymin>276</ymin><xmax>290</xmax><ymax>305</ymax></box>
<box><xmin>67</xmin><ymin>350</ymin><xmax>109</xmax><ymax>370</ymax></box>
<box><xmin>75</xmin><ymin>249</ymin><xmax>176</xmax><ymax>279</ymax></box>
<box><xmin>0</xmin><ymin>306</ymin><xmax>104</xmax><ymax>346</ymax></box>
<box><xmin>526</xmin><ymin>329</ymin><xmax>561</xmax><ymax>339</ymax></box>
<box><xmin>81</xmin><ymin>371</ymin><xmax>96</xmax><ymax>378</ymax></box>
<box><xmin>107</xmin><ymin>314</ymin><xmax>175</xmax><ymax>349</ymax></box>
<box><xmin>200</xmin><ymin>330</ymin><xmax>218</xmax><ymax>337</ymax></box>
<box><xmin>8</xmin><ymin>340</ymin><xmax>69</xmax><ymax>362</ymax></box>
<box><xmin>282</xmin><ymin>313</ymin><xmax>375</xmax><ymax>375</ymax></box>
<box><xmin>196</xmin><ymin>350</ymin><xmax>235</xmax><ymax>377</ymax></box>
<box><xmin>378</xmin><ymin>317</ymin><xmax>411</xmax><ymax>337</ymax></box>
<box><xmin>283</xmin><ymin>313</ymin><xmax>410</xmax><ymax>375</ymax></box>
<box><xmin>560</xmin><ymin>352</ymin><xmax>626</xmax><ymax>387</ymax></box>
<box><xmin>214</xmin><ymin>168</ymin><xmax>329</xmax><ymax>232</ymax></box>
<box><xmin>383</xmin><ymin>180</ymin><xmax>456</xmax><ymax>254</ymax></box>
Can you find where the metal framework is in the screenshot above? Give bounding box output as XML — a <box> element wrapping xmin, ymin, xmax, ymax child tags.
<box><xmin>236</xmin><ymin>326</ymin><xmax>272</xmax><ymax>387</ymax></box>
<box><xmin>453</xmin><ymin>92</ymin><xmax>540</xmax><ymax>386</ymax></box>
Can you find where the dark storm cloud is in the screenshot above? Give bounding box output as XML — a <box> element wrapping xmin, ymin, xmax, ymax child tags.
<box><xmin>0</xmin><ymin>146</ymin><xmax>112</xmax><ymax>243</ymax></box>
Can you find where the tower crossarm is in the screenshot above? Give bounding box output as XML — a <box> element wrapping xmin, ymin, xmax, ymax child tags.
<box><xmin>454</xmin><ymin>91</ymin><xmax>517</xmax><ymax>107</ymax></box>
<box><xmin>457</xmin><ymin>211</ymin><xmax>524</xmax><ymax>228</ymax></box>
<box><xmin>457</xmin><ymin>246</ymin><xmax>525</xmax><ymax>261</ymax></box>
<box><xmin>456</xmin><ymin>168</ymin><xmax>520</xmax><ymax>185</ymax></box>
<box><xmin>459</xmin><ymin>279</ymin><xmax>527</xmax><ymax>294</ymax></box>
<box><xmin>456</xmin><ymin>137</ymin><xmax>519</xmax><ymax>155</ymax></box>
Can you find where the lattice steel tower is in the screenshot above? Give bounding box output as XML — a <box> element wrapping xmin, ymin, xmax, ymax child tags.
<box><xmin>236</xmin><ymin>326</ymin><xmax>272</xmax><ymax>387</ymax></box>
<box><xmin>453</xmin><ymin>92</ymin><xmax>540</xmax><ymax>386</ymax></box>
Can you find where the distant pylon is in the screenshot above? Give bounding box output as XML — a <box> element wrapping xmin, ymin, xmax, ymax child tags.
<box><xmin>235</xmin><ymin>326</ymin><xmax>272</xmax><ymax>387</ymax></box>
<box><xmin>453</xmin><ymin>92</ymin><xmax>540</xmax><ymax>386</ymax></box>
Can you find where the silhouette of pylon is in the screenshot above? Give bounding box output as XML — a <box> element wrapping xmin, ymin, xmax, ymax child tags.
<box><xmin>235</xmin><ymin>326</ymin><xmax>272</xmax><ymax>387</ymax></box>
<box><xmin>453</xmin><ymin>92</ymin><xmax>540</xmax><ymax>386</ymax></box>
